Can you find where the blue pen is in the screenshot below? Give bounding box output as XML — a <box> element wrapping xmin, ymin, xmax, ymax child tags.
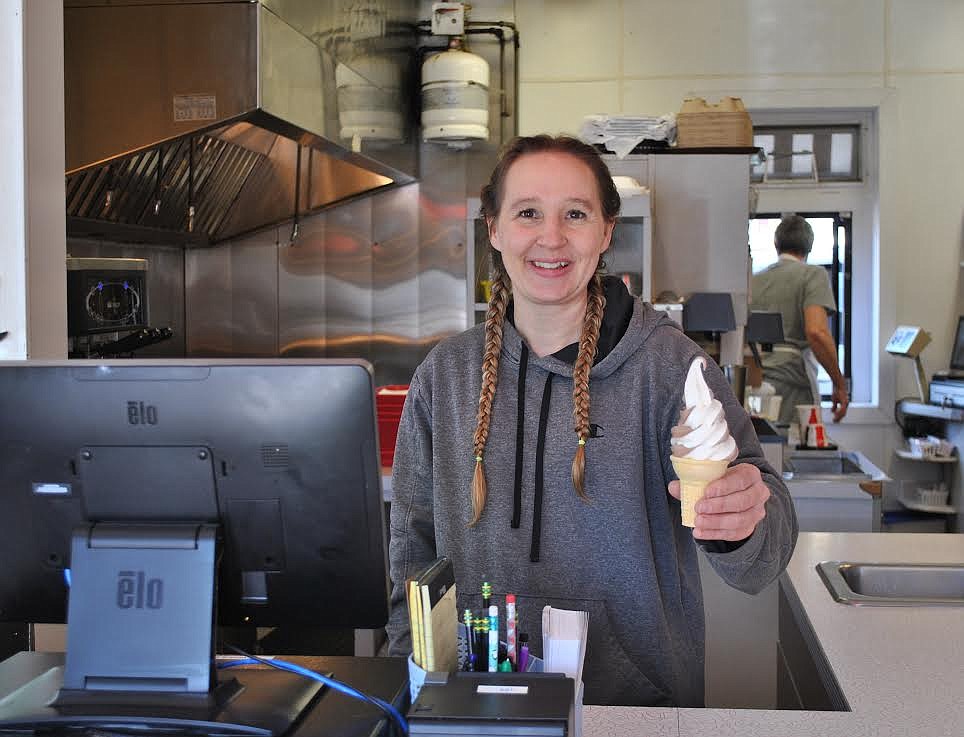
<box><xmin>487</xmin><ymin>605</ymin><xmax>499</xmax><ymax>672</ymax></box>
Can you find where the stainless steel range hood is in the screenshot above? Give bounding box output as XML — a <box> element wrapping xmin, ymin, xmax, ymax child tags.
<box><xmin>64</xmin><ymin>0</ymin><xmax>416</xmax><ymax>246</ymax></box>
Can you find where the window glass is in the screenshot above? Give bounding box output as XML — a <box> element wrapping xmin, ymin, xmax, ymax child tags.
<box><xmin>830</xmin><ymin>132</ymin><xmax>853</xmax><ymax>174</ymax></box>
<box><xmin>791</xmin><ymin>134</ymin><xmax>814</xmax><ymax>177</ymax></box>
<box><xmin>751</xmin><ymin>125</ymin><xmax>860</xmax><ymax>182</ymax></box>
<box><xmin>752</xmin><ymin>134</ymin><xmax>775</xmax><ymax>179</ymax></box>
<box><xmin>749</xmin><ymin>214</ymin><xmax>849</xmax><ymax>401</ymax></box>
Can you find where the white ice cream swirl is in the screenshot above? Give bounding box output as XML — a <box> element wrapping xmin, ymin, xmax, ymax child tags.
<box><xmin>670</xmin><ymin>357</ymin><xmax>738</xmax><ymax>461</ymax></box>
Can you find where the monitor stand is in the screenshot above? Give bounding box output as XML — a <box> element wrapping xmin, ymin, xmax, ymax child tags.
<box><xmin>0</xmin><ymin>522</ymin><xmax>323</xmax><ymax>736</ymax></box>
<box><xmin>913</xmin><ymin>354</ymin><xmax>929</xmax><ymax>402</ymax></box>
<box><xmin>0</xmin><ymin>663</ymin><xmax>324</xmax><ymax>736</ymax></box>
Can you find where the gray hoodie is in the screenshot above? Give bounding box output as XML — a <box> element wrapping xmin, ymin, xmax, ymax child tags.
<box><xmin>387</xmin><ymin>280</ymin><xmax>798</xmax><ymax>706</ymax></box>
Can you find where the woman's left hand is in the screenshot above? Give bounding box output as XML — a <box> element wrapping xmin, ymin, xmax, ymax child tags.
<box><xmin>667</xmin><ymin>463</ymin><xmax>770</xmax><ymax>541</ymax></box>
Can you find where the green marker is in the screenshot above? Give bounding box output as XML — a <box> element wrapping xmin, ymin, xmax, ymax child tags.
<box><xmin>481</xmin><ymin>581</ymin><xmax>492</xmax><ymax>609</ymax></box>
<box><xmin>464</xmin><ymin>608</ymin><xmax>474</xmax><ymax>665</ymax></box>
<box><xmin>498</xmin><ymin>658</ymin><xmax>512</xmax><ymax>672</ymax></box>
<box><xmin>474</xmin><ymin>616</ymin><xmax>487</xmax><ymax>671</ymax></box>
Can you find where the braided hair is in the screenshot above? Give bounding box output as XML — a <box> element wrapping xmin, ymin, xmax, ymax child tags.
<box><xmin>468</xmin><ymin>135</ymin><xmax>620</xmax><ymax>525</ymax></box>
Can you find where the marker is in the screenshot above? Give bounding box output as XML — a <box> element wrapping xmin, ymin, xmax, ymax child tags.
<box><xmin>518</xmin><ymin>632</ymin><xmax>529</xmax><ymax>674</ymax></box>
<box><xmin>464</xmin><ymin>608</ymin><xmax>474</xmax><ymax>670</ymax></box>
<box><xmin>475</xmin><ymin>617</ymin><xmax>487</xmax><ymax>671</ymax></box>
<box><xmin>487</xmin><ymin>605</ymin><xmax>499</xmax><ymax>672</ymax></box>
<box><xmin>505</xmin><ymin>594</ymin><xmax>517</xmax><ymax>668</ymax></box>
<box><xmin>481</xmin><ymin>581</ymin><xmax>492</xmax><ymax>610</ymax></box>
<box><xmin>498</xmin><ymin>658</ymin><xmax>512</xmax><ymax>672</ymax></box>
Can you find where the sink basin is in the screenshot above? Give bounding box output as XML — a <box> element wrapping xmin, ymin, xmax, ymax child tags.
<box><xmin>784</xmin><ymin>450</ymin><xmax>871</xmax><ymax>480</ymax></box>
<box><xmin>817</xmin><ymin>561</ymin><xmax>964</xmax><ymax>606</ymax></box>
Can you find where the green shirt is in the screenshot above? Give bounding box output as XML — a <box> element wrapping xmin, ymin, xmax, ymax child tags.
<box><xmin>750</xmin><ymin>256</ymin><xmax>837</xmax><ymax>422</ymax></box>
<box><xmin>750</xmin><ymin>255</ymin><xmax>837</xmax><ymax>350</ymax></box>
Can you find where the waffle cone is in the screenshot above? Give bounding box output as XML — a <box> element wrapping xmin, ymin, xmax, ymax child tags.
<box><xmin>670</xmin><ymin>455</ymin><xmax>730</xmax><ymax>527</ymax></box>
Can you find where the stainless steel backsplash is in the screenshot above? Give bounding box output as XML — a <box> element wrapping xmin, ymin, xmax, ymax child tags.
<box><xmin>183</xmin><ymin>180</ymin><xmax>465</xmax><ymax>387</ymax></box>
<box><xmin>66</xmin><ymin>162</ymin><xmax>482</xmax><ymax>387</ymax></box>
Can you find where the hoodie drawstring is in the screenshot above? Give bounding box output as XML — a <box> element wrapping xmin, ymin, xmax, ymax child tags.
<box><xmin>530</xmin><ymin>373</ymin><xmax>553</xmax><ymax>563</ymax></box>
<box><xmin>511</xmin><ymin>345</ymin><xmax>529</xmax><ymax>529</ymax></box>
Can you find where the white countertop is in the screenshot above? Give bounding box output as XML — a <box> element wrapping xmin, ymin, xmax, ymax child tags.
<box><xmin>584</xmin><ymin>532</ymin><xmax>964</xmax><ymax>737</ymax></box>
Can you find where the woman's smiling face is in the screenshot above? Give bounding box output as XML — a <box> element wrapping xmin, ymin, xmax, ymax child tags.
<box><xmin>487</xmin><ymin>151</ymin><xmax>614</xmax><ymax>317</ymax></box>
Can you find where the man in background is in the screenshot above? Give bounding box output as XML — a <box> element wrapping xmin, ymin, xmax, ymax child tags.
<box><xmin>751</xmin><ymin>215</ymin><xmax>849</xmax><ymax>424</ymax></box>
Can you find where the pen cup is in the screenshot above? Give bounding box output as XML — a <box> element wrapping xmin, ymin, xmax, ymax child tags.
<box><xmin>408</xmin><ymin>658</ymin><xmax>581</xmax><ymax>737</ymax></box>
<box><xmin>409</xmin><ymin>623</ymin><xmax>545</xmax><ymax>703</ymax></box>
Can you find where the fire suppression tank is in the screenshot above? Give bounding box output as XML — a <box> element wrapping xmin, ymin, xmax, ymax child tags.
<box><xmin>335</xmin><ymin>54</ymin><xmax>404</xmax><ymax>150</ymax></box>
<box><xmin>420</xmin><ymin>41</ymin><xmax>489</xmax><ymax>144</ymax></box>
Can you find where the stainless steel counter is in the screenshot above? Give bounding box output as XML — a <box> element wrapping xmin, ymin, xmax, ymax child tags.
<box><xmin>584</xmin><ymin>532</ymin><xmax>964</xmax><ymax>736</ymax></box>
<box><xmin>783</xmin><ymin>451</ymin><xmax>887</xmax><ymax>532</ymax></box>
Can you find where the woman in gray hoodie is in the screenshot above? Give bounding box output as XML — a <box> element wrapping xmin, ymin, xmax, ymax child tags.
<box><xmin>387</xmin><ymin>135</ymin><xmax>797</xmax><ymax>706</ymax></box>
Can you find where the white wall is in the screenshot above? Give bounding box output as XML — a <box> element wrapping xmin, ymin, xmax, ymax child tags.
<box><xmin>511</xmin><ymin>0</ymin><xmax>964</xmax><ymax>468</ymax></box>
<box><xmin>0</xmin><ymin>0</ymin><xmax>66</xmax><ymax>360</ymax></box>
<box><xmin>0</xmin><ymin>0</ymin><xmax>27</xmax><ymax>358</ymax></box>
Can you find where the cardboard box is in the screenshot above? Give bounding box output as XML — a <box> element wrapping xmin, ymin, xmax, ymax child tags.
<box><xmin>677</xmin><ymin>96</ymin><xmax>752</xmax><ymax>148</ymax></box>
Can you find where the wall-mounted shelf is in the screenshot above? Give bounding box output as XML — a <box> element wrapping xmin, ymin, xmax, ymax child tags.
<box><xmin>894</xmin><ymin>449</ymin><xmax>958</xmax><ymax>463</ymax></box>
<box><xmin>898</xmin><ymin>493</ymin><xmax>955</xmax><ymax>515</ymax></box>
<box><xmin>898</xmin><ymin>400</ymin><xmax>964</xmax><ymax>422</ymax></box>
<box><xmin>888</xmin><ymin>404</ymin><xmax>961</xmax><ymax>527</ymax></box>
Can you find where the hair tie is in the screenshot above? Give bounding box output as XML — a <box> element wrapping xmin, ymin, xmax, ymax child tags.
<box><xmin>577</xmin><ymin>438</ymin><xmax>586</xmax><ymax>446</ymax></box>
<box><xmin>475</xmin><ymin>455</ymin><xmax>483</xmax><ymax>462</ymax></box>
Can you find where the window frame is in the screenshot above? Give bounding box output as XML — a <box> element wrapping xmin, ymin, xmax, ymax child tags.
<box><xmin>749</xmin><ymin>108</ymin><xmax>878</xmax><ymax>412</ymax></box>
<box><xmin>752</xmin><ymin>124</ymin><xmax>862</xmax><ymax>183</ymax></box>
<box><xmin>750</xmin><ymin>211</ymin><xmax>853</xmax><ymax>400</ymax></box>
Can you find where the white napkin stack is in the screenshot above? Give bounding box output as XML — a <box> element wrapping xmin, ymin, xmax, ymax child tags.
<box><xmin>579</xmin><ymin>114</ymin><xmax>677</xmax><ymax>158</ymax></box>
<box><xmin>542</xmin><ymin>606</ymin><xmax>589</xmax><ymax>687</ymax></box>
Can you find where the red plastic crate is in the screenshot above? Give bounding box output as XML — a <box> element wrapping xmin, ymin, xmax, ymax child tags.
<box><xmin>376</xmin><ymin>385</ymin><xmax>409</xmax><ymax>467</ymax></box>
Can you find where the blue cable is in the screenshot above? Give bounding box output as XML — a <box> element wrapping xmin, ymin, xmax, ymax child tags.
<box><xmin>219</xmin><ymin>648</ymin><xmax>408</xmax><ymax>736</ymax></box>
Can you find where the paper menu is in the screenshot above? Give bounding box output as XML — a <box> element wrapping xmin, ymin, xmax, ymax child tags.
<box><xmin>542</xmin><ymin>606</ymin><xmax>588</xmax><ymax>687</ymax></box>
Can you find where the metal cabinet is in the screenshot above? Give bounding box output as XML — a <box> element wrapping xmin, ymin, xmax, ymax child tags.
<box><xmin>777</xmin><ymin>582</ymin><xmax>847</xmax><ymax>711</ymax></box>
<box><xmin>603</xmin><ymin>151</ymin><xmax>753</xmax><ymax>365</ymax></box>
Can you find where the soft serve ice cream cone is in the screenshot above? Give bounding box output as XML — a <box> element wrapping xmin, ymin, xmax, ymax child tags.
<box><xmin>670</xmin><ymin>357</ymin><xmax>738</xmax><ymax>527</ymax></box>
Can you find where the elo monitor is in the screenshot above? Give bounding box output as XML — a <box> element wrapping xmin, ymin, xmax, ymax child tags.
<box><xmin>0</xmin><ymin>359</ymin><xmax>389</xmax><ymax>735</ymax></box>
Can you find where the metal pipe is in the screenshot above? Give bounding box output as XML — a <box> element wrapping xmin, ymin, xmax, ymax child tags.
<box><xmin>290</xmin><ymin>144</ymin><xmax>302</xmax><ymax>244</ymax></box>
<box><xmin>154</xmin><ymin>147</ymin><xmax>164</xmax><ymax>216</ymax></box>
<box><xmin>187</xmin><ymin>137</ymin><xmax>195</xmax><ymax>233</ymax></box>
